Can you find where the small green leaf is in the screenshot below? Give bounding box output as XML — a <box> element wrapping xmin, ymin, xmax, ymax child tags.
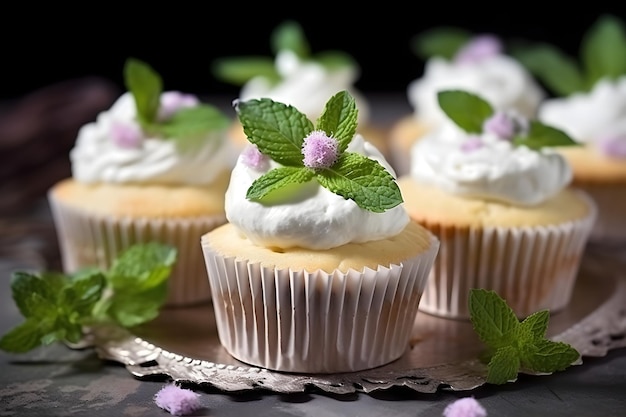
<box><xmin>271</xmin><ymin>20</ymin><xmax>310</xmax><ymax>58</ymax></box>
<box><xmin>512</xmin><ymin>121</ymin><xmax>579</xmax><ymax>150</ymax></box>
<box><xmin>237</xmin><ymin>98</ymin><xmax>313</xmax><ymax>166</ymax></box>
<box><xmin>410</xmin><ymin>26</ymin><xmax>472</xmax><ymax>60</ymax></box>
<box><xmin>316</xmin><ymin>90</ymin><xmax>358</xmax><ymax>152</ymax></box>
<box><xmin>581</xmin><ymin>14</ymin><xmax>626</xmax><ymax>88</ymax></box>
<box><xmin>314</xmin><ymin>51</ymin><xmax>357</xmax><ymax>71</ymax></box>
<box><xmin>156</xmin><ymin>105</ymin><xmax>230</xmax><ymax>140</ymax></box>
<box><xmin>108</xmin><ymin>243</ymin><xmax>177</xmax><ymax>293</ymax></box>
<box><xmin>0</xmin><ymin>320</ymin><xmax>49</xmax><ymax>353</ymax></box>
<box><xmin>246</xmin><ymin>166</ymin><xmax>315</xmax><ymax>201</ymax></box>
<box><xmin>315</xmin><ymin>153</ymin><xmax>403</xmax><ymax>213</ymax></box>
<box><xmin>107</xmin><ymin>284</ymin><xmax>168</xmax><ymax>328</ymax></box>
<box><xmin>469</xmin><ymin>289</ymin><xmax>519</xmax><ymax>349</ymax></box>
<box><xmin>520</xmin><ymin>310</ymin><xmax>550</xmax><ymax>340</ymax></box>
<box><xmin>10</xmin><ymin>271</ymin><xmax>63</xmax><ymax>317</ymax></box>
<box><xmin>437</xmin><ymin>90</ymin><xmax>494</xmax><ymax>133</ymax></box>
<box><xmin>487</xmin><ymin>346</ymin><xmax>520</xmax><ymax>385</ymax></box>
<box><xmin>61</xmin><ymin>271</ymin><xmax>106</xmax><ymax>318</ymax></box>
<box><xmin>124</xmin><ymin>58</ymin><xmax>162</xmax><ymax>124</ymax></box>
<box><xmin>521</xmin><ymin>339</ymin><xmax>580</xmax><ymax>374</ymax></box>
<box><xmin>509</xmin><ymin>42</ymin><xmax>586</xmax><ymax>96</ymax></box>
<box><xmin>211</xmin><ymin>57</ymin><xmax>280</xmax><ymax>86</ymax></box>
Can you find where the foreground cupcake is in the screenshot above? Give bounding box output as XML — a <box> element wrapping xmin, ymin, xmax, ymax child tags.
<box><xmin>211</xmin><ymin>20</ymin><xmax>388</xmax><ymax>158</ymax></box>
<box><xmin>201</xmin><ymin>90</ymin><xmax>439</xmax><ymax>373</ymax></box>
<box><xmin>511</xmin><ymin>14</ymin><xmax>626</xmax><ymax>243</ymax></box>
<box><xmin>397</xmin><ymin>90</ymin><xmax>596</xmax><ymax>319</ymax></box>
<box><xmin>48</xmin><ymin>58</ymin><xmax>237</xmax><ymax>306</ymax></box>
<box><xmin>389</xmin><ymin>29</ymin><xmax>545</xmax><ymax>176</ymax></box>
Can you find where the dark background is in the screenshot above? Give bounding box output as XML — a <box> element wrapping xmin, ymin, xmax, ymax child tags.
<box><xmin>3</xmin><ymin>5</ymin><xmax>626</xmax><ymax>102</ymax></box>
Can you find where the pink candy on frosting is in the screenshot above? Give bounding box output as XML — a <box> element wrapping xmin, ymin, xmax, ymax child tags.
<box><xmin>302</xmin><ymin>130</ymin><xmax>339</xmax><ymax>169</ymax></box>
<box><xmin>110</xmin><ymin>122</ymin><xmax>143</xmax><ymax>148</ymax></box>
<box><xmin>158</xmin><ymin>91</ymin><xmax>200</xmax><ymax>121</ymax></box>
<box><xmin>454</xmin><ymin>34</ymin><xmax>503</xmax><ymax>64</ymax></box>
<box><xmin>241</xmin><ymin>144</ymin><xmax>270</xmax><ymax>170</ymax></box>
<box><xmin>460</xmin><ymin>135</ymin><xmax>485</xmax><ymax>153</ymax></box>
<box><xmin>596</xmin><ymin>134</ymin><xmax>626</xmax><ymax>158</ymax></box>
<box><xmin>483</xmin><ymin>111</ymin><xmax>516</xmax><ymax>140</ymax></box>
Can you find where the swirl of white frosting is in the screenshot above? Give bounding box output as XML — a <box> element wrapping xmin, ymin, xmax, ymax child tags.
<box><xmin>408</xmin><ymin>55</ymin><xmax>545</xmax><ymax>128</ymax></box>
<box><xmin>70</xmin><ymin>92</ymin><xmax>237</xmax><ymax>185</ymax></box>
<box><xmin>225</xmin><ymin>134</ymin><xmax>409</xmax><ymax>250</ymax></box>
<box><xmin>239</xmin><ymin>50</ymin><xmax>370</xmax><ymax>124</ymax></box>
<box><xmin>409</xmin><ymin>123</ymin><xmax>572</xmax><ymax>206</ymax></box>
<box><xmin>538</xmin><ymin>77</ymin><xmax>626</xmax><ymax>145</ymax></box>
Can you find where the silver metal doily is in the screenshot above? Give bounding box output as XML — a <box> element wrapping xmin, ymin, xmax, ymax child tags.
<box><xmin>87</xmin><ymin>251</ymin><xmax>626</xmax><ymax>394</ymax></box>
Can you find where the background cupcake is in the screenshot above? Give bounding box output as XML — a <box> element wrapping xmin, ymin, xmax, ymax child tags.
<box><xmin>397</xmin><ymin>90</ymin><xmax>596</xmax><ymax>319</ymax></box>
<box><xmin>388</xmin><ymin>28</ymin><xmax>545</xmax><ymax>176</ymax></box>
<box><xmin>511</xmin><ymin>14</ymin><xmax>626</xmax><ymax>243</ymax></box>
<box><xmin>201</xmin><ymin>90</ymin><xmax>439</xmax><ymax>373</ymax></box>
<box><xmin>211</xmin><ymin>20</ymin><xmax>389</xmax><ymax>159</ymax></box>
<box><xmin>48</xmin><ymin>58</ymin><xmax>237</xmax><ymax>307</ymax></box>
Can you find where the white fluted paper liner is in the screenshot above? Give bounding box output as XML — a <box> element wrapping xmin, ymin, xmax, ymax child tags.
<box><xmin>202</xmin><ymin>236</ymin><xmax>439</xmax><ymax>374</ymax></box>
<box><xmin>419</xmin><ymin>192</ymin><xmax>597</xmax><ymax>319</ymax></box>
<box><xmin>48</xmin><ymin>192</ymin><xmax>226</xmax><ymax>307</ymax></box>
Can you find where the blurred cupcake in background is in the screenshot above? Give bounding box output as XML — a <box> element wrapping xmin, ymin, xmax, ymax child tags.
<box><xmin>511</xmin><ymin>14</ymin><xmax>626</xmax><ymax>244</ymax></box>
<box><xmin>48</xmin><ymin>58</ymin><xmax>237</xmax><ymax>307</ymax></box>
<box><xmin>389</xmin><ymin>27</ymin><xmax>545</xmax><ymax>176</ymax></box>
<box><xmin>397</xmin><ymin>90</ymin><xmax>596</xmax><ymax>319</ymax></box>
<box><xmin>211</xmin><ymin>20</ymin><xmax>389</xmax><ymax>159</ymax></box>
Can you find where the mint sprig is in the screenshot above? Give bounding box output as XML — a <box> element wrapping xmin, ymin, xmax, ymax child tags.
<box><xmin>509</xmin><ymin>14</ymin><xmax>626</xmax><ymax>96</ymax></box>
<box><xmin>469</xmin><ymin>289</ymin><xmax>580</xmax><ymax>385</ymax></box>
<box><xmin>211</xmin><ymin>20</ymin><xmax>356</xmax><ymax>87</ymax></box>
<box><xmin>236</xmin><ymin>90</ymin><xmax>403</xmax><ymax>213</ymax></box>
<box><xmin>124</xmin><ymin>58</ymin><xmax>229</xmax><ymax>140</ymax></box>
<box><xmin>438</xmin><ymin>90</ymin><xmax>578</xmax><ymax>149</ymax></box>
<box><xmin>0</xmin><ymin>243</ymin><xmax>177</xmax><ymax>353</ymax></box>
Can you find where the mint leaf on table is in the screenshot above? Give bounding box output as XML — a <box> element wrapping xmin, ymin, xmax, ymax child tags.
<box><xmin>509</xmin><ymin>14</ymin><xmax>626</xmax><ymax>96</ymax></box>
<box><xmin>469</xmin><ymin>289</ymin><xmax>580</xmax><ymax>385</ymax></box>
<box><xmin>236</xmin><ymin>90</ymin><xmax>403</xmax><ymax>213</ymax></box>
<box><xmin>437</xmin><ymin>90</ymin><xmax>578</xmax><ymax>149</ymax></box>
<box><xmin>0</xmin><ymin>242</ymin><xmax>177</xmax><ymax>354</ymax></box>
<box><xmin>124</xmin><ymin>57</ymin><xmax>229</xmax><ymax>140</ymax></box>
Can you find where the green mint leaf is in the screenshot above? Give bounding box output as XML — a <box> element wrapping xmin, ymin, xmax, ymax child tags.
<box><xmin>106</xmin><ymin>285</ymin><xmax>168</xmax><ymax>328</ymax></box>
<box><xmin>10</xmin><ymin>271</ymin><xmax>63</xmax><ymax>317</ymax></box>
<box><xmin>512</xmin><ymin>121</ymin><xmax>579</xmax><ymax>150</ymax></box>
<box><xmin>316</xmin><ymin>90</ymin><xmax>358</xmax><ymax>153</ymax></box>
<box><xmin>246</xmin><ymin>166</ymin><xmax>315</xmax><ymax>201</ymax></box>
<box><xmin>154</xmin><ymin>104</ymin><xmax>230</xmax><ymax>140</ymax></box>
<box><xmin>581</xmin><ymin>14</ymin><xmax>626</xmax><ymax>88</ymax></box>
<box><xmin>271</xmin><ymin>20</ymin><xmax>310</xmax><ymax>58</ymax></box>
<box><xmin>469</xmin><ymin>289</ymin><xmax>519</xmax><ymax>349</ymax></box>
<box><xmin>487</xmin><ymin>346</ymin><xmax>520</xmax><ymax>385</ymax></box>
<box><xmin>521</xmin><ymin>339</ymin><xmax>580</xmax><ymax>373</ymax></box>
<box><xmin>0</xmin><ymin>319</ymin><xmax>54</xmax><ymax>353</ymax></box>
<box><xmin>107</xmin><ymin>242</ymin><xmax>176</xmax><ymax>293</ymax></box>
<box><xmin>211</xmin><ymin>57</ymin><xmax>280</xmax><ymax>86</ymax></box>
<box><xmin>519</xmin><ymin>310</ymin><xmax>550</xmax><ymax>340</ymax></box>
<box><xmin>410</xmin><ymin>26</ymin><xmax>472</xmax><ymax>60</ymax></box>
<box><xmin>124</xmin><ymin>57</ymin><xmax>162</xmax><ymax>124</ymax></box>
<box><xmin>237</xmin><ymin>97</ymin><xmax>313</xmax><ymax>166</ymax></box>
<box><xmin>315</xmin><ymin>153</ymin><xmax>403</xmax><ymax>213</ymax></box>
<box><xmin>438</xmin><ymin>90</ymin><xmax>493</xmax><ymax>133</ymax></box>
<box><xmin>509</xmin><ymin>41</ymin><xmax>586</xmax><ymax>96</ymax></box>
<box><xmin>314</xmin><ymin>51</ymin><xmax>358</xmax><ymax>71</ymax></box>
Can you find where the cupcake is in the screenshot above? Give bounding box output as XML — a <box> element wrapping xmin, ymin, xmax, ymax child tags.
<box><xmin>211</xmin><ymin>19</ymin><xmax>389</xmax><ymax>159</ymax></box>
<box><xmin>48</xmin><ymin>58</ymin><xmax>238</xmax><ymax>307</ymax></box>
<box><xmin>201</xmin><ymin>90</ymin><xmax>439</xmax><ymax>373</ymax></box>
<box><xmin>511</xmin><ymin>14</ymin><xmax>626</xmax><ymax>243</ymax></box>
<box><xmin>389</xmin><ymin>28</ymin><xmax>545</xmax><ymax>176</ymax></box>
<box><xmin>397</xmin><ymin>90</ymin><xmax>596</xmax><ymax>319</ymax></box>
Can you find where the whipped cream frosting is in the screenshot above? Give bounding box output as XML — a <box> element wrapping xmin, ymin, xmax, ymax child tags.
<box><xmin>408</xmin><ymin>54</ymin><xmax>544</xmax><ymax>129</ymax></box>
<box><xmin>409</xmin><ymin>123</ymin><xmax>572</xmax><ymax>206</ymax></box>
<box><xmin>239</xmin><ymin>50</ymin><xmax>370</xmax><ymax>124</ymax></box>
<box><xmin>538</xmin><ymin>77</ymin><xmax>626</xmax><ymax>154</ymax></box>
<box><xmin>225</xmin><ymin>134</ymin><xmax>409</xmax><ymax>250</ymax></box>
<box><xmin>70</xmin><ymin>92</ymin><xmax>237</xmax><ymax>185</ymax></box>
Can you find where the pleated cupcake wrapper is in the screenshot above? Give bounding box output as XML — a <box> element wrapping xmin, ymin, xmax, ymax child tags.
<box><xmin>202</xmin><ymin>236</ymin><xmax>439</xmax><ymax>374</ymax></box>
<box><xmin>48</xmin><ymin>194</ymin><xmax>226</xmax><ymax>307</ymax></box>
<box><xmin>419</xmin><ymin>193</ymin><xmax>597</xmax><ymax>319</ymax></box>
<box><xmin>573</xmin><ymin>183</ymin><xmax>626</xmax><ymax>243</ymax></box>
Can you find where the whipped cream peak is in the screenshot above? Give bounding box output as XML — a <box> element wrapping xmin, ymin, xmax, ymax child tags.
<box><xmin>226</xmin><ymin>91</ymin><xmax>409</xmax><ymax>250</ymax></box>
<box><xmin>538</xmin><ymin>76</ymin><xmax>626</xmax><ymax>158</ymax></box>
